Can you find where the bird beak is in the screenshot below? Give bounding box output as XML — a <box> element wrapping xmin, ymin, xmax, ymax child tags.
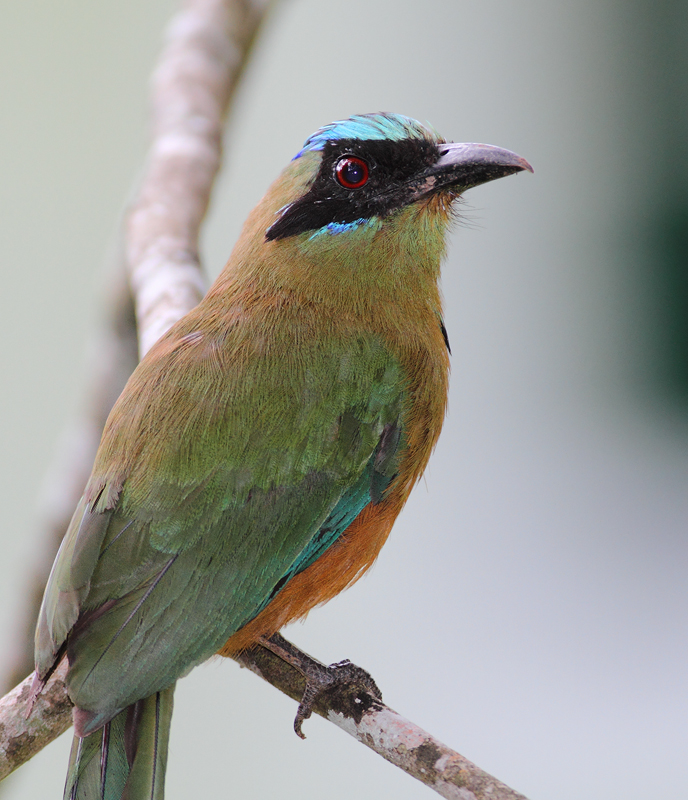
<box><xmin>411</xmin><ymin>142</ymin><xmax>533</xmax><ymax>200</ymax></box>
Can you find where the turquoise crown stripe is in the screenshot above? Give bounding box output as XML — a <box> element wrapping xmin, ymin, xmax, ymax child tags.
<box><xmin>294</xmin><ymin>113</ymin><xmax>435</xmax><ymax>159</ymax></box>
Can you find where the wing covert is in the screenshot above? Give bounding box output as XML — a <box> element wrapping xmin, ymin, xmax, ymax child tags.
<box><xmin>37</xmin><ymin>329</ymin><xmax>407</xmax><ymax>722</ymax></box>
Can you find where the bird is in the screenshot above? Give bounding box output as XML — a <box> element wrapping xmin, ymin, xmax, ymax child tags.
<box><xmin>31</xmin><ymin>112</ymin><xmax>531</xmax><ymax>799</ymax></box>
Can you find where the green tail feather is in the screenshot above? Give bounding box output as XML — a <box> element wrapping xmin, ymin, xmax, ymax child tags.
<box><xmin>64</xmin><ymin>684</ymin><xmax>175</xmax><ymax>800</ymax></box>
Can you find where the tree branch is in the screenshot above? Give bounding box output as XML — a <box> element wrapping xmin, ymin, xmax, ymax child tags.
<box><xmin>0</xmin><ymin>663</ymin><xmax>71</xmax><ymax>782</ymax></box>
<box><xmin>236</xmin><ymin>644</ymin><xmax>529</xmax><ymax>800</ymax></box>
<box><xmin>1</xmin><ymin>640</ymin><xmax>529</xmax><ymax>800</ymax></box>
<box><xmin>127</xmin><ymin>0</ymin><xmax>272</xmax><ymax>358</ymax></box>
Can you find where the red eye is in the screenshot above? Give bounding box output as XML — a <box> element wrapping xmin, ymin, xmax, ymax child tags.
<box><xmin>335</xmin><ymin>156</ymin><xmax>369</xmax><ymax>189</ymax></box>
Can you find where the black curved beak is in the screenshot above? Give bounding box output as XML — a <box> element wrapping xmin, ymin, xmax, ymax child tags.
<box><xmin>412</xmin><ymin>142</ymin><xmax>533</xmax><ymax>200</ymax></box>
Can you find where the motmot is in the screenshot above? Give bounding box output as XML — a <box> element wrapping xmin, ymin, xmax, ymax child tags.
<box><xmin>31</xmin><ymin>113</ymin><xmax>531</xmax><ymax>799</ymax></box>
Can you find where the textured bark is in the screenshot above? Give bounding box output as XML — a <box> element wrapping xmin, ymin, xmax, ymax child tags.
<box><xmin>236</xmin><ymin>644</ymin><xmax>530</xmax><ymax>800</ymax></box>
<box><xmin>0</xmin><ymin>662</ymin><xmax>72</xmax><ymax>782</ymax></box>
<box><xmin>127</xmin><ymin>0</ymin><xmax>271</xmax><ymax>358</ymax></box>
<box><xmin>1</xmin><ymin>640</ymin><xmax>529</xmax><ymax>800</ymax></box>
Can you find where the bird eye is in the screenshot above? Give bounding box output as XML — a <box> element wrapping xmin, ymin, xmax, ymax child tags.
<box><xmin>335</xmin><ymin>156</ymin><xmax>369</xmax><ymax>189</ymax></box>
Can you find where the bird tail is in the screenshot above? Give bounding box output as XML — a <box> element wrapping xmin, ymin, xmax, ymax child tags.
<box><xmin>64</xmin><ymin>684</ymin><xmax>175</xmax><ymax>800</ymax></box>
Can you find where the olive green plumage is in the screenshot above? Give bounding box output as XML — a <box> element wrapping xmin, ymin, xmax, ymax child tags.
<box><xmin>37</xmin><ymin>323</ymin><xmax>405</xmax><ymax>727</ymax></box>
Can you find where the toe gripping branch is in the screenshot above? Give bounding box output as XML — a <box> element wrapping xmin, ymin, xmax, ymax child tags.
<box><xmin>257</xmin><ymin>633</ymin><xmax>383</xmax><ymax>738</ymax></box>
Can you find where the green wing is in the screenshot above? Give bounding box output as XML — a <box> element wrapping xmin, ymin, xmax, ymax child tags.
<box><xmin>35</xmin><ymin>329</ymin><xmax>405</xmax><ymax>728</ymax></box>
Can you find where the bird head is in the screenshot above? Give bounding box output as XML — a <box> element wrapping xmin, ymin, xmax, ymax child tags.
<box><xmin>217</xmin><ymin>113</ymin><xmax>531</xmax><ymax>312</ymax></box>
<box><xmin>266</xmin><ymin>113</ymin><xmax>531</xmax><ymax>242</ymax></box>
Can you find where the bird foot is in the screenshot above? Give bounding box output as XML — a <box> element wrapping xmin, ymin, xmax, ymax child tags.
<box><xmin>293</xmin><ymin>657</ymin><xmax>381</xmax><ymax>738</ymax></box>
<box><xmin>260</xmin><ymin>633</ymin><xmax>382</xmax><ymax>738</ymax></box>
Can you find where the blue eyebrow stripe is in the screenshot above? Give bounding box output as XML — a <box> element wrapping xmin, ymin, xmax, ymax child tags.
<box><xmin>294</xmin><ymin>113</ymin><xmax>434</xmax><ymax>159</ymax></box>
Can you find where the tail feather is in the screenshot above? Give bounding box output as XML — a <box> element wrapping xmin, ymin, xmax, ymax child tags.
<box><xmin>64</xmin><ymin>684</ymin><xmax>175</xmax><ymax>800</ymax></box>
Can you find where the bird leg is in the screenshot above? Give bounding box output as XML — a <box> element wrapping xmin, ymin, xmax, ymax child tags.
<box><xmin>258</xmin><ymin>633</ymin><xmax>382</xmax><ymax>738</ymax></box>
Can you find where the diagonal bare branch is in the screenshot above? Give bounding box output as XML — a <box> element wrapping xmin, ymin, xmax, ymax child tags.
<box><xmin>1</xmin><ymin>639</ymin><xmax>529</xmax><ymax>800</ymax></box>
<box><xmin>127</xmin><ymin>0</ymin><xmax>273</xmax><ymax>358</ymax></box>
<box><xmin>236</xmin><ymin>643</ymin><xmax>530</xmax><ymax>800</ymax></box>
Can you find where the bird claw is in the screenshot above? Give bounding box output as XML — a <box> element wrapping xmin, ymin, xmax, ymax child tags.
<box><xmin>293</xmin><ymin>659</ymin><xmax>382</xmax><ymax>739</ymax></box>
<box><xmin>259</xmin><ymin>633</ymin><xmax>382</xmax><ymax>739</ymax></box>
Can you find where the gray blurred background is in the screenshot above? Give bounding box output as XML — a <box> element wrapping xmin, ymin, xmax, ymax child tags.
<box><xmin>1</xmin><ymin>1</ymin><xmax>686</xmax><ymax>798</ymax></box>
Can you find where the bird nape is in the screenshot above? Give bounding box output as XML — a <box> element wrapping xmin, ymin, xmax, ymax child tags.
<box><xmin>31</xmin><ymin>113</ymin><xmax>531</xmax><ymax>800</ymax></box>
